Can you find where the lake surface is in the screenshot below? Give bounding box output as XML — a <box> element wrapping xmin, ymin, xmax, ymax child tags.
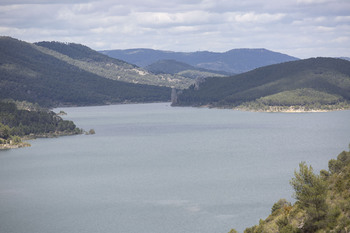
<box><xmin>1</xmin><ymin>103</ymin><xmax>349</xmax><ymax>233</ymax></box>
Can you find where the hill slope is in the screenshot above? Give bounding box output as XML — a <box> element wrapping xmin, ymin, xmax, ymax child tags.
<box><xmin>175</xmin><ymin>57</ymin><xmax>350</xmax><ymax>111</ymax></box>
<box><xmin>144</xmin><ymin>59</ymin><xmax>229</xmax><ymax>79</ymax></box>
<box><xmin>100</xmin><ymin>48</ymin><xmax>299</xmax><ymax>74</ymax></box>
<box><xmin>0</xmin><ymin>37</ymin><xmax>170</xmax><ymax>107</ymax></box>
<box><xmin>35</xmin><ymin>42</ymin><xmax>193</xmax><ymax>89</ymax></box>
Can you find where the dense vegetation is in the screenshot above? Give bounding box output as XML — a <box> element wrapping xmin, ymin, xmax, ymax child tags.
<box><xmin>0</xmin><ymin>37</ymin><xmax>171</xmax><ymax>107</ymax></box>
<box><xmin>101</xmin><ymin>48</ymin><xmax>299</xmax><ymax>73</ymax></box>
<box><xmin>175</xmin><ymin>58</ymin><xmax>350</xmax><ymax>111</ymax></box>
<box><xmin>0</xmin><ymin>100</ymin><xmax>82</xmax><ymax>148</ymax></box>
<box><xmin>235</xmin><ymin>146</ymin><xmax>350</xmax><ymax>233</ymax></box>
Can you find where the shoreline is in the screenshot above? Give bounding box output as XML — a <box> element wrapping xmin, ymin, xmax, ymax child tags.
<box><xmin>0</xmin><ymin>131</ymin><xmax>85</xmax><ymax>150</ymax></box>
<box><xmin>0</xmin><ymin>142</ymin><xmax>31</xmax><ymax>150</ymax></box>
<box><xmin>57</xmin><ymin>102</ymin><xmax>349</xmax><ymax>113</ymax></box>
<box><xmin>51</xmin><ymin>101</ymin><xmax>170</xmax><ymax>110</ymax></box>
<box><xmin>234</xmin><ymin>106</ymin><xmax>336</xmax><ymax>113</ymax></box>
<box><xmin>197</xmin><ymin>104</ymin><xmax>349</xmax><ymax>113</ymax></box>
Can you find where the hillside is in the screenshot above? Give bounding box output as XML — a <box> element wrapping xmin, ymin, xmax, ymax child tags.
<box><xmin>235</xmin><ymin>146</ymin><xmax>350</xmax><ymax>233</ymax></box>
<box><xmin>0</xmin><ymin>37</ymin><xmax>171</xmax><ymax>107</ymax></box>
<box><xmin>100</xmin><ymin>48</ymin><xmax>299</xmax><ymax>74</ymax></box>
<box><xmin>35</xmin><ymin>42</ymin><xmax>193</xmax><ymax>88</ymax></box>
<box><xmin>144</xmin><ymin>59</ymin><xmax>230</xmax><ymax>79</ymax></box>
<box><xmin>174</xmin><ymin>57</ymin><xmax>350</xmax><ymax>111</ymax></box>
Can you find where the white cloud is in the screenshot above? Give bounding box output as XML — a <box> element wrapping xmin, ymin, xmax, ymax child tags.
<box><xmin>335</xmin><ymin>16</ymin><xmax>350</xmax><ymax>22</ymax></box>
<box><xmin>332</xmin><ymin>36</ymin><xmax>349</xmax><ymax>43</ymax></box>
<box><xmin>297</xmin><ymin>0</ymin><xmax>329</xmax><ymax>4</ymax></box>
<box><xmin>316</xmin><ymin>26</ymin><xmax>334</xmax><ymax>32</ymax></box>
<box><xmin>232</xmin><ymin>12</ymin><xmax>285</xmax><ymax>23</ymax></box>
<box><xmin>131</xmin><ymin>11</ymin><xmax>214</xmax><ymax>28</ymax></box>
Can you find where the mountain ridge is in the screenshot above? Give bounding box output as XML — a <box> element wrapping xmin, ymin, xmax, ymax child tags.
<box><xmin>100</xmin><ymin>48</ymin><xmax>299</xmax><ymax>73</ymax></box>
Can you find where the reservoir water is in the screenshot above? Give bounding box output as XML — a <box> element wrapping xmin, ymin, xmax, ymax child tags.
<box><xmin>1</xmin><ymin>103</ymin><xmax>349</xmax><ymax>233</ymax></box>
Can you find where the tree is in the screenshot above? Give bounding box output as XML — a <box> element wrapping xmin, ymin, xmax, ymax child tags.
<box><xmin>11</xmin><ymin>135</ymin><xmax>22</xmax><ymax>144</ymax></box>
<box><xmin>290</xmin><ymin>162</ymin><xmax>328</xmax><ymax>232</ymax></box>
<box><xmin>0</xmin><ymin>123</ymin><xmax>11</xmax><ymax>139</ymax></box>
<box><xmin>328</xmin><ymin>159</ymin><xmax>342</xmax><ymax>174</ymax></box>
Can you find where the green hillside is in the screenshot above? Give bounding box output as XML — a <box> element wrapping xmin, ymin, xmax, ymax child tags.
<box><xmin>0</xmin><ymin>37</ymin><xmax>171</xmax><ymax>107</ymax></box>
<box><xmin>175</xmin><ymin>58</ymin><xmax>350</xmax><ymax>111</ymax></box>
<box><xmin>235</xmin><ymin>146</ymin><xmax>350</xmax><ymax>233</ymax></box>
<box><xmin>35</xmin><ymin>41</ymin><xmax>194</xmax><ymax>88</ymax></box>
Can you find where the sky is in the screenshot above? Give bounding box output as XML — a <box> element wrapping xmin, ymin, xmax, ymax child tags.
<box><xmin>0</xmin><ymin>0</ymin><xmax>349</xmax><ymax>58</ymax></box>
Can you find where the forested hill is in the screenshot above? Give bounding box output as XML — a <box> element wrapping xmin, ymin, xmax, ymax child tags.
<box><xmin>100</xmin><ymin>48</ymin><xmax>299</xmax><ymax>74</ymax></box>
<box><xmin>175</xmin><ymin>57</ymin><xmax>350</xmax><ymax>111</ymax></box>
<box><xmin>0</xmin><ymin>37</ymin><xmax>170</xmax><ymax>107</ymax></box>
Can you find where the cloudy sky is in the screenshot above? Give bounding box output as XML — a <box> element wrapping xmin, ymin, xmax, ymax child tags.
<box><xmin>0</xmin><ymin>0</ymin><xmax>349</xmax><ymax>58</ymax></box>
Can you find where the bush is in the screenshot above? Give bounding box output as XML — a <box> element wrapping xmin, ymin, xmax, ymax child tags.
<box><xmin>328</xmin><ymin>159</ymin><xmax>342</xmax><ymax>174</ymax></box>
<box><xmin>272</xmin><ymin>199</ymin><xmax>291</xmax><ymax>214</ymax></box>
<box><xmin>11</xmin><ymin>135</ymin><xmax>22</xmax><ymax>144</ymax></box>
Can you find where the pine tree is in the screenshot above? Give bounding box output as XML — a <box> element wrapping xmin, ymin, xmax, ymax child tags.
<box><xmin>290</xmin><ymin>162</ymin><xmax>328</xmax><ymax>232</ymax></box>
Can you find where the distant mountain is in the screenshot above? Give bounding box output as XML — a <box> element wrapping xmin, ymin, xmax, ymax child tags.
<box><xmin>0</xmin><ymin>37</ymin><xmax>170</xmax><ymax>107</ymax></box>
<box><xmin>174</xmin><ymin>57</ymin><xmax>350</xmax><ymax>111</ymax></box>
<box><xmin>144</xmin><ymin>59</ymin><xmax>230</xmax><ymax>79</ymax></box>
<box><xmin>34</xmin><ymin>42</ymin><xmax>193</xmax><ymax>89</ymax></box>
<box><xmin>100</xmin><ymin>48</ymin><xmax>299</xmax><ymax>74</ymax></box>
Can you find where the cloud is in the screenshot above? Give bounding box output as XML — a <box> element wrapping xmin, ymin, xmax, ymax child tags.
<box><xmin>231</xmin><ymin>12</ymin><xmax>285</xmax><ymax>23</ymax></box>
<box><xmin>132</xmin><ymin>11</ymin><xmax>216</xmax><ymax>28</ymax></box>
<box><xmin>316</xmin><ymin>26</ymin><xmax>334</xmax><ymax>32</ymax></box>
<box><xmin>0</xmin><ymin>0</ymin><xmax>93</xmax><ymax>5</ymax></box>
<box><xmin>335</xmin><ymin>16</ymin><xmax>350</xmax><ymax>22</ymax></box>
<box><xmin>0</xmin><ymin>0</ymin><xmax>349</xmax><ymax>58</ymax></box>
<box><xmin>296</xmin><ymin>0</ymin><xmax>332</xmax><ymax>4</ymax></box>
<box><xmin>332</xmin><ymin>36</ymin><xmax>349</xmax><ymax>43</ymax></box>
